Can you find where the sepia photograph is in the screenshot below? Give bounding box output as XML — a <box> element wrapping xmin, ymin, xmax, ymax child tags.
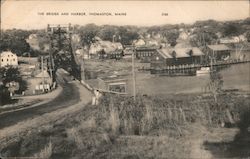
<box><xmin>0</xmin><ymin>0</ymin><xmax>250</xmax><ymax>158</ymax></box>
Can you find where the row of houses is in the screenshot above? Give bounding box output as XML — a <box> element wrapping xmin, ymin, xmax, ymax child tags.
<box><xmin>136</xmin><ymin>44</ymin><xmax>248</xmax><ymax>70</ymax></box>
<box><xmin>78</xmin><ymin>35</ymin><xmax>249</xmax><ymax>71</ymax></box>
<box><xmin>85</xmin><ymin>40</ymin><xmax>245</xmax><ymax>64</ymax></box>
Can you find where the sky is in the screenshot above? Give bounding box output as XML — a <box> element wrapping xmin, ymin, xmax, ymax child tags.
<box><xmin>1</xmin><ymin>0</ymin><xmax>249</xmax><ymax>30</ymax></box>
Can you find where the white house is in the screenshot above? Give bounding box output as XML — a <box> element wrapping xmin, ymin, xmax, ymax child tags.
<box><xmin>133</xmin><ymin>39</ymin><xmax>146</xmax><ymax>46</ymax></box>
<box><xmin>0</xmin><ymin>51</ymin><xmax>18</xmax><ymax>67</ymax></box>
<box><xmin>179</xmin><ymin>31</ymin><xmax>189</xmax><ymax>40</ymax></box>
<box><xmin>89</xmin><ymin>40</ymin><xmax>123</xmax><ymax>56</ymax></box>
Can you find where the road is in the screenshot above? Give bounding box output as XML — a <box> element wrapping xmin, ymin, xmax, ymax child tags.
<box><xmin>0</xmin><ymin>69</ymin><xmax>85</xmax><ymax>129</ymax></box>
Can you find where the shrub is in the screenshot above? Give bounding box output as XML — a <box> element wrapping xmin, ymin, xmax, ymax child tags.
<box><xmin>34</xmin><ymin>140</ymin><xmax>53</xmax><ymax>159</ymax></box>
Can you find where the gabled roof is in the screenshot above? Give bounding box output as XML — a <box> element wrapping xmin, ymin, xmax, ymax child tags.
<box><xmin>191</xmin><ymin>47</ymin><xmax>204</xmax><ymax>56</ymax></box>
<box><xmin>157</xmin><ymin>48</ymin><xmax>173</xmax><ymax>59</ymax></box>
<box><xmin>109</xmin><ymin>49</ymin><xmax>123</xmax><ymax>54</ymax></box>
<box><xmin>89</xmin><ymin>41</ymin><xmax>123</xmax><ymax>54</ymax></box>
<box><xmin>34</xmin><ymin>70</ymin><xmax>51</xmax><ymax>78</ymax></box>
<box><xmin>173</xmin><ymin>48</ymin><xmax>190</xmax><ymax>58</ymax></box>
<box><xmin>157</xmin><ymin>47</ymin><xmax>204</xmax><ymax>59</ymax></box>
<box><xmin>226</xmin><ymin>43</ymin><xmax>250</xmax><ymax>51</ymax></box>
<box><xmin>135</xmin><ymin>46</ymin><xmax>158</xmax><ymax>51</ymax></box>
<box><xmin>207</xmin><ymin>44</ymin><xmax>230</xmax><ymax>51</ymax></box>
<box><xmin>0</xmin><ymin>51</ymin><xmax>17</xmax><ymax>57</ymax></box>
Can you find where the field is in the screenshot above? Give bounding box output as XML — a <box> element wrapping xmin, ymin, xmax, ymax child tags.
<box><xmin>1</xmin><ymin>91</ymin><xmax>249</xmax><ymax>158</ymax></box>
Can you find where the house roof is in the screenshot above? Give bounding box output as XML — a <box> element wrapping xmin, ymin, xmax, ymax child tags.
<box><xmin>34</xmin><ymin>70</ymin><xmax>51</xmax><ymax>78</ymax></box>
<box><xmin>157</xmin><ymin>47</ymin><xmax>204</xmax><ymax>59</ymax></box>
<box><xmin>207</xmin><ymin>44</ymin><xmax>230</xmax><ymax>51</ymax></box>
<box><xmin>89</xmin><ymin>41</ymin><xmax>123</xmax><ymax>54</ymax></box>
<box><xmin>173</xmin><ymin>48</ymin><xmax>190</xmax><ymax>58</ymax></box>
<box><xmin>135</xmin><ymin>46</ymin><xmax>157</xmax><ymax>51</ymax></box>
<box><xmin>0</xmin><ymin>51</ymin><xmax>17</xmax><ymax>57</ymax></box>
<box><xmin>157</xmin><ymin>48</ymin><xmax>173</xmax><ymax>59</ymax></box>
<box><xmin>110</xmin><ymin>49</ymin><xmax>123</xmax><ymax>54</ymax></box>
<box><xmin>226</xmin><ymin>43</ymin><xmax>250</xmax><ymax>51</ymax></box>
<box><xmin>134</xmin><ymin>39</ymin><xmax>146</xmax><ymax>46</ymax></box>
<box><xmin>191</xmin><ymin>47</ymin><xmax>204</xmax><ymax>56</ymax></box>
<box><xmin>98</xmin><ymin>75</ymin><xmax>127</xmax><ymax>83</ymax></box>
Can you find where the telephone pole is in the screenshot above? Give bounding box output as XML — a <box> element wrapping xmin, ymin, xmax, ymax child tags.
<box><xmin>132</xmin><ymin>46</ymin><xmax>136</xmax><ymax>101</ymax></box>
<box><xmin>41</xmin><ymin>56</ymin><xmax>45</xmax><ymax>92</ymax></box>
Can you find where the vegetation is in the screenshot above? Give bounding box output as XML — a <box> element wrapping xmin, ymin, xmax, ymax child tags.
<box><xmin>0</xmin><ymin>85</ymin><xmax>11</xmax><ymax>105</ymax></box>
<box><xmin>0</xmin><ymin>67</ymin><xmax>27</xmax><ymax>94</ymax></box>
<box><xmin>76</xmin><ymin>24</ymin><xmax>139</xmax><ymax>46</ymax></box>
<box><xmin>162</xmin><ymin>31</ymin><xmax>178</xmax><ymax>46</ymax></box>
<box><xmin>34</xmin><ymin>141</ymin><xmax>53</xmax><ymax>159</ymax></box>
<box><xmin>246</xmin><ymin>31</ymin><xmax>250</xmax><ymax>42</ymax></box>
<box><xmin>1</xmin><ymin>18</ymin><xmax>249</xmax><ymax>58</ymax></box>
<box><xmin>0</xmin><ymin>29</ymin><xmax>32</xmax><ymax>56</ymax></box>
<box><xmin>0</xmin><ymin>91</ymin><xmax>249</xmax><ymax>158</ymax></box>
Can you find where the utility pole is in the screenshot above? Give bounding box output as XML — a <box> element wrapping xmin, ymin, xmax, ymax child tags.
<box><xmin>41</xmin><ymin>56</ymin><xmax>45</xmax><ymax>92</ymax></box>
<box><xmin>132</xmin><ymin>46</ymin><xmax>136</xmax><ymax>101</ymax></box>
<box><xmin>47</xmin><ymin>24</ymin><xmax>55</xmax><ymax>83</ymax></box>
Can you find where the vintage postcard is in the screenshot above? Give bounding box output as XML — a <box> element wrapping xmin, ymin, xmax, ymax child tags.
<box><xmin>0</xmin><ymin>0</ymin><xmax>250</xmax><ymax>158</ymax></box>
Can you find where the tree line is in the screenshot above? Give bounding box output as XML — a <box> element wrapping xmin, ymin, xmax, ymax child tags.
<box><xmin>0</xmin><ymin>18</ymin><xmax>249</xmax><ymax>57</ymax></box>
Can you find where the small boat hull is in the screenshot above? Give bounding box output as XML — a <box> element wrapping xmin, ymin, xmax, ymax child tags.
<box><xmin>196</xmin><ymin>67</ymin><xmax>210</xmax><ymax>76</ymax></box>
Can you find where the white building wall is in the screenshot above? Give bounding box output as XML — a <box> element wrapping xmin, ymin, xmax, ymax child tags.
<box><xmin>0</xmin><ymin>51</ymin><xmax>18</xmax><ymax>67</ymax></box>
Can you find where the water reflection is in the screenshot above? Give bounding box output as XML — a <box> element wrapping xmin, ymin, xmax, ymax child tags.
<box><xmin>137</xmin><ymin>63</ymin><xmax>249</xmax><ymax>95</ymax></box>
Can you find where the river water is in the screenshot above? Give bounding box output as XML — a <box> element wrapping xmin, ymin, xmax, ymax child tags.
<box><xmin>133</xmin><ymin>63</ymin><xmax>250</xmax><ymax>95</ymax></box>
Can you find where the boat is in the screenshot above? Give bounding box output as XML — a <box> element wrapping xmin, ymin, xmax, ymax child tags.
<box><xmin>196</xmin><ymin>67</ymin><xmax>210</xmax><ymax>76</ymax></box>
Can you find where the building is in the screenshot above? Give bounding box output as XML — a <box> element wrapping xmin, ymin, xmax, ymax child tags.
<box><xmin>227</xmin><ymin>43</ymin><xmax>250</xmax><ymax>60</ymax></box>
<box><xmin>207</xmin><ymin>44</ymin><xmax>231</xmax><ymax>61</ymax></box>
<box><xmin>151</xmin><ymin>47</ymin><xmax>204</xmax><ymax>69</ymax></box>
<box><xmin>179</xmin><ymin>31</ymin><xmax>189</xmax><ymax>40</ymax></box>
<box><xmin>75</xmin><ymin>48</ymin><xmax>89</xmax><ymax>59</ymax></box>
<box><xmin>26</xmin><ymin>70</ymin><xmax>53</xmax><ymax>94</ymax></box>
<box><xmin>219</xmin><ymin>37</ymin><xmax>239</xmax><ymax>44</ymax></box>
<box><xmin>108</xmin><ymin>49</ymin><xmax>124</xmax><ymax>60</ymax></box>
<box><xmin>135</xmin><ymin>46</ymin><xmax>158</xmax><ymax>62</ymax></box>
<box><xmin>98</xmin><ymin>76</ymin><xmax>127</xmax><ymax>94</ymax></box>
<box><xmin>123</xmin><ymin>46</ymin><xmax>134</xmax><ymax>59</ymax></box>
<box><xmin>0</xmin><ymin>51</ymin><xmax>18</xmax><ymax>67</ymax></box>
<box><xmin>219</xmin><ymin>35</ymin><xmax>247</xmax><ymax>44</ymax></box>
<box><xmin>133</xmin><ymin>39</ymin><xmax>146</xmax><ymax>47</ymax></box>
<box><xmin>89</xmin><ymin>39</ymin><xmax>123</xmax><ymax>59</ymax></box>
<box><xmin>146</xmin><ymin>39</ymin><xmax>159</xmax><ymax>46</ymax></box>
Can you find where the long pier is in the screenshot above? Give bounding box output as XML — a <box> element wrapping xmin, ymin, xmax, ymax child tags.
<box><xmin>143</xmin><ymin>59</ymin><xmax>250</xmax><ymax>75</ymax></box>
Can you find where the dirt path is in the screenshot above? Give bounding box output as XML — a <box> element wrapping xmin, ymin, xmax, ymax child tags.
<box><xmin>0</xmin><ymin>86</ymin><xmax>63</xmax><ymax>114</ymax></box>
<box><xmin>189</xmin><ymin>125</ymin><xmax>214</xmax><ymax>159</ymax></box>
<box><xmin>190</xmin><ymin>138</ymin><xmax>213</xmax><ymax>159</ymax></box>
<box><xmin>189</xmin><ymin>124</ymin><xmax>239</xmax><ymax>159</ymax></box>
<box><xmin>0</xmin><ymin>80</ymin><xmax>92</xmax><ymax>149</ymax></box>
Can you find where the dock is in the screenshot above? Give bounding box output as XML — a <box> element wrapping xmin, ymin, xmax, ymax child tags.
<box><xmin>144</xmin><ymin>59</ymin><xmax>250</xmax><ymax>75</ymax></box>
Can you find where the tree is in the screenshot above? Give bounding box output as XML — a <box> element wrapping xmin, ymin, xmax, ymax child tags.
<box><xmin>117</xmin><ymin>27</ymin><xmax>139</xmax><ymax>45</ymax></box>
<box><xmin>245</xmin><ymin>31</ymin><xmax>250</xmax><ymax>42</ymax></box>
<box><xmin>0</xmin><ymin>67</ymin><xmax>27</xmax><ymax>94</ymax></box>
<box><xmin>164</xmin><ymin>31</ymin><xmax>179</xmax><ymax>46</ymax></box>
<box><xmin>0</xmin><ymin>29</ymin><xmax>32</xmax><ymax>56</ymax></box>
<box><xmin>0</xmin><ymin>85</ymin><xmax>11</xmax><ymax>105</ymax></box>
<box><xmin>98</xmin><ymin>25</ymin><xmax>117</xmax><ymax>41</ymax></box>
<box><xmin>206</xmin><ymin>72</ymin><xmax>223</xmax><ymax>103</ymax></box>
<box><xmin>78</xmin><ymin>24</ymin><xmax>99</xmax><ymax>47</ymax></box>
<box><xmin>190</xmin><ymin>29</ymin><xmax>218</xmax><ymax>47</ymax></box>
<box><xmin>221</xmin><ymin>23</ymin><xmax>243</xmax><ymax>37</ymax></box>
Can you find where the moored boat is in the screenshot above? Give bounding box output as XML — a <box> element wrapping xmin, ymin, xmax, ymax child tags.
<box><xmin>196</xmin><ymin>67</ymin><xmax>210</xmax><ymax>76</ymax></box>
